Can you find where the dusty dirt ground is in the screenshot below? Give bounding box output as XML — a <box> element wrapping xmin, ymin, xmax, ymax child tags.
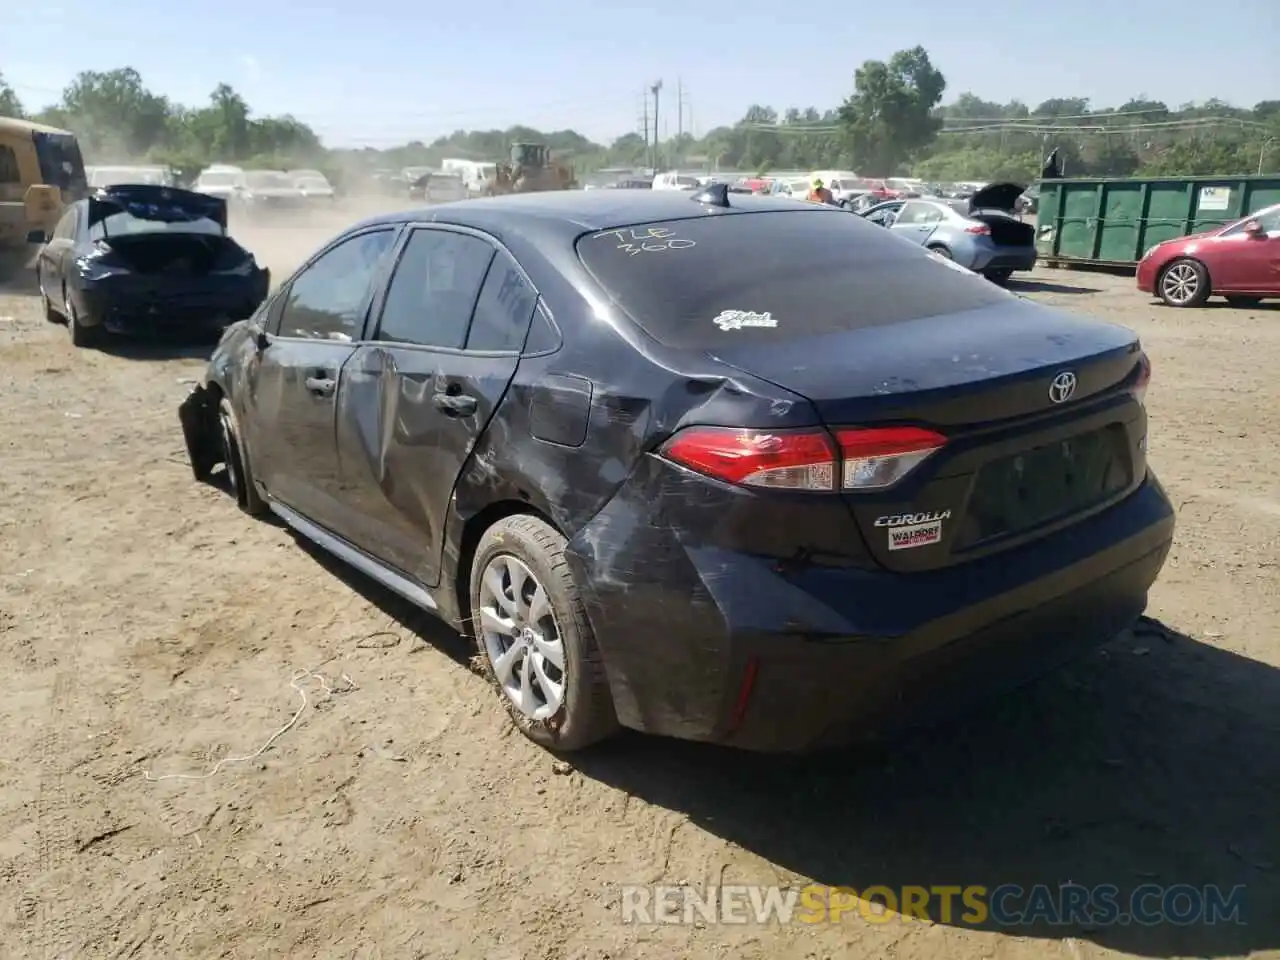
<box><xmin>0</xmin><ymin>212</ymin><xmax>1277</xmax><ymax>960</ymax></box>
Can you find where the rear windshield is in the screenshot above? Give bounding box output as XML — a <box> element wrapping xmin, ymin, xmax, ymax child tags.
<box><xmin>575</xmin><ymin>209</ymin><xmax>1011</xmax><ymax>349</ymax></box>
<box><xmin>90</xmin><ymin>211</ymin><xmax>222</xmax><ymax>241</ymax></box>
<box><xmin>90</xmin><ymin>167</ymin><xmax>169</xmax><ymax>187</ymax></box>
<box><xmin>33</xmin><ymin>132</ymin><xmax>88</xmax><ymax>198</ymax></box>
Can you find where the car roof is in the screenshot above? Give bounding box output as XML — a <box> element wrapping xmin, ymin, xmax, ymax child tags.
<box><xmin>352</xmin><ymin>189</ymin><xmax>832</xmax><ymax>242</ymax></box>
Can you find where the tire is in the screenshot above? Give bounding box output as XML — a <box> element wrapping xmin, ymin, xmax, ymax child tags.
<box><xmin>38</xmin><ymin>271</ymin><xmax>60</xmax><ymax>323</ymax></box>
<box><xmin>1225</xmin><ymin>296</ymin><xmax>1263</xmax><ymax>308</ymax></box>
<box><xmin>984</xmin><ymin>269</ymin><xmax>1013</xmax><ymax>286</ymax></box>
<box><xmin>218</xmin><ymin>397</ymin><xmax>269</xmax><ymax>517</ymax></box>
<box><xmin>65</xmin><ymin>291</ymin><xmax>104</xmax><ymax>347</ymax></box>
<box><xmin>1158</xmin><ymin>258</ymin><xmax>1210</xmax><ymax>308</ymax></box>
<box><xmin>468</xmin><ymin>514</ymin><xmax>618</xmax><ymax>752</ymax></box>
<box><xmin>927</xmin><ymin>244</ymin><xmax>952</xmax><ymax>259</ymax></box>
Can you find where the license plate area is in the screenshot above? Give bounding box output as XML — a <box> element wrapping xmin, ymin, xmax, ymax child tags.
<box><xmin>956</xmin><ymin>424</ymin><xmax>1132</xmax><ymax>548</ymax></box>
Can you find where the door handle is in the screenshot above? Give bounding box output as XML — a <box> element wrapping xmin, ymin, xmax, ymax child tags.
<box><xmin>432</xmin><ymin>392</ymin><xmax>477</xmax><ymax>416</ymax></box>
<box><xmin>305</xmin><ymin>376</ymin><xmax>336</xmax><ymax>397</ymax></box>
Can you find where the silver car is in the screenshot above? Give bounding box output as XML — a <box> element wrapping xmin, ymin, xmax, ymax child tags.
<box><xmin>858</xmin><ymin>183</ymin><xmax>1037</xmax><ymax>284</ymax></box>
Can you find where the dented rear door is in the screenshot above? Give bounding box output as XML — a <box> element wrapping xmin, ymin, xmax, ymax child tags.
<box><xmin>333</xmin><ymin>229</ymin><xmax>538</xmax><ymax>586</ymax></box>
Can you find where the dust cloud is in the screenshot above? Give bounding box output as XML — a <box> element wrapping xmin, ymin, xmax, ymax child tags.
<box><xmin>228</xmin><ymin>194</ymin><xmax>410</xmax><ymax>280</ymax></box>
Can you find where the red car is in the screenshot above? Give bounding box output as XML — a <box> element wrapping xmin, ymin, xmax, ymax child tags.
<box><xmin>1137</xmin><ymin>202</ymin><xmax>1280</xmax><ymax>308</ymax></box>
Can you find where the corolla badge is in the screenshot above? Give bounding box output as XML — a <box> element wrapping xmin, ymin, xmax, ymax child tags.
<box><xmin>1049</xmin><ymin>371</ymin><xmax>1077</xmax><ymax>404</ymax></box>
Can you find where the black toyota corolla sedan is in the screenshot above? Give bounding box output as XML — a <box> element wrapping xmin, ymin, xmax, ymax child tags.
<box><xmin>179</xmin><ymin>186</ymin><xmax>1174</xmax><ymax>753</ymax></box>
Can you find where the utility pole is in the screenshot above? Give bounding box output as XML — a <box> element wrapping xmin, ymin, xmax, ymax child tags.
<box><xmin>675</xmin><ymin>78</ymin><xmax>686</xmax><ymax>148</ymax></box>
<box><xmin>651</xmin><ymin>80</ymin><xmax>663</xmax><ymax>172</ymax></box>
<box><xmin>641</xmin><ymin>90</ymin><xmax>650</xmax><ymax>172</ymax></box>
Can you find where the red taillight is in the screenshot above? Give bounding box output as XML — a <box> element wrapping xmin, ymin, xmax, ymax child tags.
<box><xmin>835</xmin><ymin>426</ymin><xmax>947</xmax><ymax>490</ymax></box>
<box><xmin>658</xmin><ymin>425</ymin><xmax>947</xmax><ymax>492</ymax></box>
<box><xmin>965</xmin><ymin>223</ymin><xmax>991</xmax><ymax>235</ymax></box>
<box><xmin>660</xmin><ymin>427</ymin><xmax>837</xmax><ymax>491</ymax></box>
<box><xmin>1133</xmin><ymin>353</ymin><xmax>1151</xmax><ymax>406</ymax></box>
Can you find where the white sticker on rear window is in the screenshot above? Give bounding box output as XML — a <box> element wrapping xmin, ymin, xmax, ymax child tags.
<box><xmin>713</xmin><ymin>309</ymin><xmax>776</xmax><ymax>331</ymax></box>
<box><xmin>887</xmin><ymin>519</ymin><xmax>943</xmax><ymax>550</ymax></box>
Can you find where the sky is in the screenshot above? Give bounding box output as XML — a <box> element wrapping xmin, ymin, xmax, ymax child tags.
<box><xmin>3</xmin><ymin>0</ymin><xmax>1276</xmax><ymax>149</ymax></box>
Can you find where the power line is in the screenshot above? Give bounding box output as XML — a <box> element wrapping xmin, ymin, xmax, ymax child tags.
<box><xmin>733</xmin><ymin>114</ymin><xmax>1271</xmax><ymax>136</ymax></box>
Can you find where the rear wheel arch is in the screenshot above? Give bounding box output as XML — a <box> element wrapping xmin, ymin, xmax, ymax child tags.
<box><xmin>463</xmin><ymin>507</ymin><xmax>618</xmax><ymax>750</ymax></box>
<box><xmin>453</xmin><ymin>500</ymin><xmax>560</xmax><ymax>634</ymax></box>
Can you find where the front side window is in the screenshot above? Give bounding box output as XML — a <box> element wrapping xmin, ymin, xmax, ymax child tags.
<box><xmin>278</xmin><ymin>230</ymin><xmax>397</xmax><ymax>341</ymax></box>
<box><xmin>374</xmin><ymin>229</ymin><xmax>495</xmax><ymax>348</ymax></box>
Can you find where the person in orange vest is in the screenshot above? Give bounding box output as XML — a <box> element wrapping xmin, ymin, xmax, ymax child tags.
<box><xmin>807</xmin><ymin>178</ymin><xmax>835</xmax><ymax>204</ymax></box>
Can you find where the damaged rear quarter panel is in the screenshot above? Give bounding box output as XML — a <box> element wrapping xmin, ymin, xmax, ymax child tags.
<box><xmin>441</xmin><ymin>231</ymin><xmax>829</xmax><ymax>565</ymax></box>
<box><xmin>435</xmin><ymin>234</ymin><xmax>873</xmax><ymax>736</ymax></box>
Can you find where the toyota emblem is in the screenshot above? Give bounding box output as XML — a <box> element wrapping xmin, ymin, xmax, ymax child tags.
<box><xmin>1049</xmin><ymin>371</ymin><xmax>1077</xmax><ymax>404</ymax></box>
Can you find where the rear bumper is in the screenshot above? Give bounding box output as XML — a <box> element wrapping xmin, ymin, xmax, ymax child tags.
<box><xmin>76</xmin><ymin>278</ymin><xmax>266</xmax><ymax>336</ymax></box>
<box><xmin>972</xmin><ymin>243</ymin><xmax>1038</xmax><ymax>273</ymax></box>
<box><xmin>565</xmin><ymin>471</ymin><xmax>1175</xmax><ymax>753</ymax></box>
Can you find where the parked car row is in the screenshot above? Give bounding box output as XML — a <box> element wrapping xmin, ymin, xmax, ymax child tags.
<box><xmin>190</xmin><ymin>164</ymin><xmax>336</xmax><ymax>211</ymax></box>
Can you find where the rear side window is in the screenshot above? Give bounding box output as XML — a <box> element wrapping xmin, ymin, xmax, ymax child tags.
<box><xmin>0</xmin><ymin>145</ymin><xmax>19</xmax><ymax>183</ymax></box>
<box><xmin>575</xmin><ymin>209</ymin><xmax>1010</xmax><ymax>349</ymax></box>
<box><xmin>32</xmin><ymin>132</ymin><xmax>88</xmax><ymax>196</ymax></box>
<box><xmin>466</xmin><ymin>251</ymin><xmax>538</xmax><ymax>352</ymax></box>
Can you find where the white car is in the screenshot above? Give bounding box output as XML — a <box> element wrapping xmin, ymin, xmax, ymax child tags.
<box><xmin>768</xmin><ymin>176</ymin><xmax>813</xmax><ymax>200</ymax></box>
<box><xmin>193</xmin><ymin>165</ymin><xmax>247</xmax><ymax>199</ymax></box>
<box><xmin>87</xmin><ymin>165</ymin><xmax>174</xmax><ymax>188</ymax></box>
<box><xmin>289</xmin><ymin>170</ymin><xmax>336</xmax><ymax>201</ymax></box>
<box><xmin>240</xmin><ymin>169</ymin><xmax>308</xmax><ymax>209</ymax></box>
<box><xmin>651</xmin><ymin>172</ymin><xmax>702</xmax><ymax>191</ymax></box>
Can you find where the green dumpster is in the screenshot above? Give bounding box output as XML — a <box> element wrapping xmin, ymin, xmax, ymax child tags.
<box><xmin>1035</xmin><ymin>174</ymin><xmax>1280</xmax><ymax>267</ymax></box>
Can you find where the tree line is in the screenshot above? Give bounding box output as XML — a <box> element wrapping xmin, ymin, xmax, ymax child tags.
<box><xmin>3</xmin><ymin>50</ymin><xmax>1278</xmax><ymax>187</ymax></box>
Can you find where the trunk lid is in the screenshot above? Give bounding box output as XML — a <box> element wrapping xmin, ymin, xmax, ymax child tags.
<box><xmin>968</xmin><ymin>181</ymin><xmax>1025</xmax><ymax>214</ymax></box>
<box><xmin>705</xmin><ymin>297</ymin><xmax>1148</xmax><ymax>572</ymax></box>
<box><xmin>89</xmin><ymin>185</ymin><xmax>227</xmax><ymax>231</ymax></box>
<box><xmin>704</xmin><ymin>297</ymin><xmax>1140</xmax><ymax>426</ymax></box>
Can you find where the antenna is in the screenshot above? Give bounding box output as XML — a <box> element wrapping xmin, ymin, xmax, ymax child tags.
<box><xmin>691</xmin><ymin>182</ymin><xmax>731</xmax><ymax>208</ymax></box>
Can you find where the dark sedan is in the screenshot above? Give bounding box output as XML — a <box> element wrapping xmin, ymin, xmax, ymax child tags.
<box><xmin>178</xmin><ymin>185</ymin><xmax>1174</xmax><ymax>753</ymax></box>
<box><xmin>33</xmin><ymin>184</ymin><xmax>270</xmax><ymax>347</ymax></box>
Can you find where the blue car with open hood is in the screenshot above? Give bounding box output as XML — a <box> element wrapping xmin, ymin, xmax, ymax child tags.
<box><xmin>33</xmin><ymin>183</ymin><xmax>270</xmax><ymax>347</ymax></box>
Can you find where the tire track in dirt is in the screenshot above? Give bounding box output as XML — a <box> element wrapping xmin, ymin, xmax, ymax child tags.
<box><xmin>17</xmin><ymin>636</ymin><xmax>84</xmax><ymax>960</ymax></box>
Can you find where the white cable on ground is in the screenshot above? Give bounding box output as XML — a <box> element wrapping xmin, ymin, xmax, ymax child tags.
<box><xmin>142</xmin><ymin>667</ymin><xmax>356</xmax><ymax>783</ymax></box>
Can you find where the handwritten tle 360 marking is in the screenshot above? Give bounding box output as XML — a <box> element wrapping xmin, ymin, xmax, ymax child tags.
<box><xmin>595</xmin><ymin>227</ymin><xmax>696</xmax><ymax>256</ymax></box>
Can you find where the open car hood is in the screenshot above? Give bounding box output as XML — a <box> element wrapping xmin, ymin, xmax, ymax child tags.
<box><xmin>969</xmin><ymin>182</ymin><xmax>1026</xmax><ymax>213</ymax></box>
<box><xmin>88</xmin><ymin>184</ymin><xmax>227</xmax><ymax>231</ymax></box>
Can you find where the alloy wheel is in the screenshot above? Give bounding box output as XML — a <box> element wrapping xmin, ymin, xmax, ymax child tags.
<box><xmin>476</xmin><ymin>554</ymin><xmax>566</xmax><ymax>720</ymax></box>
<box><xmin>1161</xmin><ymin>263</ymin><xmax>1200</xmax><ymax>305</ymax></box>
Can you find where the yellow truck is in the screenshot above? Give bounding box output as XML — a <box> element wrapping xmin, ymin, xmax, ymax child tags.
<box><xmin>0</xmin><ymin>116</ymin><xmax>88</xmax><ymax>274</ymax></box>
